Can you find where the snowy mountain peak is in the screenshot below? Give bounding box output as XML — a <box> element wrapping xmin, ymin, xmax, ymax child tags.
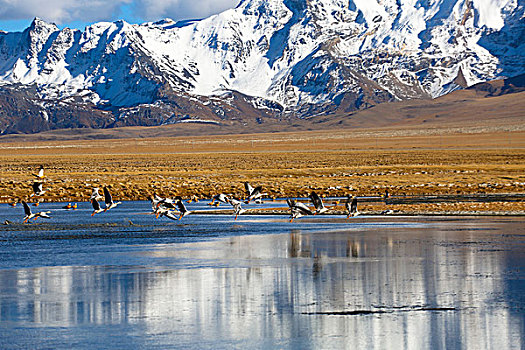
<box><xmin>29</xmin><ymin>17</ymin><xmax>58</xmax><ymax>31</ymax></box>
<box><xmin>0</xmin><ymin>0</ymin><xmax>524</xmax><ymax>134</ymax></box>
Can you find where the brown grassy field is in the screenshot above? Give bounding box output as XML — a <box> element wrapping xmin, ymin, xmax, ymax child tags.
<box><xmin>1</xmin><ymin>127</ymin><xmax>524</xmax><ymax>215</ymax></box>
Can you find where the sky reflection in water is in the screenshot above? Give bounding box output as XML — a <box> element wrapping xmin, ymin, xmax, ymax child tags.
<box><xmin>0</xmin><ymin>201</ymin><xmax>523</xmax><ymax>349</ymax></box>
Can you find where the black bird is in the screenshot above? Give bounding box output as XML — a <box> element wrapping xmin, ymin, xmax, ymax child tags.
<box><xmin>157</xmin><ymin>197</ymin><xmax>178</xmax><ymax>210</ymax></box>
<box><xmin>159</xmin><ymin>210</ymin><xmax>180</xmax><ymax>221</ymax></box>
<box><xmin>30</xmin><ymin>181</ymin><xmax>46</xmax><ymax>197</ymax></box>
<box><xmin>345</xmin><ymin>195</ymin><xmax>359</xmax><ymax>218</ymax></box>
<box><xmin>149</xmin><ymin>194</ymin><xmax>180</xmax><ymax>219</ymax></box>
<box><xmin>33</xmin><ymin>165</ymin><xmax>45</xmax><ymax>179</ymax></box>
<box><xmin>309</xmin><ymin>191</ymin><xmax>329</xmax><ymax>214</ymax></box>
<box><xmin>229</xmin><ymin>198</ymin><xmax>247</xmax><ymax>220</ymax></box>
<box><xmin>174</xmin><ymin>196</ymin><xmax>191</xmax><ymax>220</ymax></box>
<box><xmin>244</xmin><ymin>182</ymin><xmax>265</xmax><ymax>203</ymax></box>
<box><xmin>103</xmin><ymin>186</ymin><xmax>121</xmax><ymax>211</ymax></box>
<box><xmin>91</xmin><ymin>198</ymin><xmax>104</xmax><ymax>216</ymax></box>
<box><xmin>22</xmin><ymin>201</ymin><xmax>51</xmax><ymax>223</ymax></box>
<box><xmin>287</xmin><ymin>198</ymin><xmax>313</xmax><ymax>222</ymax></box>
<box><xmin>209</xmin><ymin>193</ymin><xmax>230</xmax><ymax>207</ymax></box>
<box><xmin>90</xmin><ymin>187</ymin><xmax>103</xmax><ymax>201</ymax></box>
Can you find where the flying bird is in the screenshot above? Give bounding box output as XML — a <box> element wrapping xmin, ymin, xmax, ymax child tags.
<box><xmin>287</xmin><ymin>198</ymin><xmax>313</xmax><ymax>222</ymax></box>
<box><xmin>149</xmin><ymin>194</ymin><xmax>163</xmax><ymax>210</ymax></box>
<box><xmin>90</xmin><ymin>187</ymin><xmax>103</xmax><ymax>201</ymax></box>
<box><xmin>91</xmin><ymin>198</ymin><xmax>104</xmax><ymax>216</ymax></box>
<box><xmin>149</xmin><ymin>194</ymin><xmax>181</xmax><ymax>219</ymax></box>
<box><xmin>209</xmin><ymin>193</ymin><xmax>230</xmax><ymax>207</ymax></box>
<box><xmin>150</xmin><ymin>194</ymin><xmax>178</xmax><ymax>210</ymax></box>
<box><xmin>244</xmin><ymin>182</ymin><xmax>265</xmax><ymax>203</ymax></box>
<box><xmin>345</xmin><ymin>195</ymin><xmax>359</xmax><ymax>218</ymax></box>
<box><xmin>157</xmin><ymin>197</ymin><xmax>178</xmax><ymax>210</ymax></box>
<box><xmin>229</xmin><ymin>198</ymin><xmax>247</xmax><ymax>220</ymax></box>
<box><xmin>309</xmin><ymin>192</ymin><xmax>329</xmax><ymax>214</ymax></box>
<box><xmin>22</xmin><ymin>201</ymin><xmax>51</xmax><ymax>223</ymax></box>
<box><xmin>33</xmin><ymin>165</ymin><xmax>45</xmax><ymax>179</ymax></box>
<box><xmin>156</xmin><ymin>197</ymin><xmax>178</xmax><ymax>215</ymax></box>
<box><xmin>154</xmin><ymin>201</ymin><xmax>178</xmax><ymax>220</ymax></box>
<box><xmin>158</xmin><ymin>209</ymin><xmax>180</xmax><ymax>221</ymax></box>
<box><xmin>103</xmin><ymin>186</ymin><xmax>121</xmax><ymax>211</ymax></box>
<box><xmin>148</xmin><ymin>194</ymin><xmax>161</xmax><ymax>212</ymax></box>
<box><xmin>153</xmin><ymin>204</ymin><xmax>169</xmax><ymax>218</ymax></box>
<box><xmin>174</xmin><ymin>196</ymin><xmax>191</xmax><ymax>220</ymax></box>
<box><xmin>30</xmin><ymin>181</ymin><xmax>46</xmax><ymax>197</ymax></box>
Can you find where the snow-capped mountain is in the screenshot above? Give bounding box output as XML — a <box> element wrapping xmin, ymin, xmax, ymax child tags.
<box><xmin>0</xmin><ymin>0</ymin><xmax>523</xmax><ymax>134</ymax></box>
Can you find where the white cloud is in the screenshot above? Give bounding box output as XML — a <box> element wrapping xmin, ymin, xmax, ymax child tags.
<box><xmin>0</xmin><ymin>0</ymin><xmax>240</xmax><ymax>24</ymax></box>
<box><xmin>0</xmin><ymin>0</ymin><xmax>132</xmax><ymax>23</ymax></box>
<box><xmin>131</xmin><ymin>0</ymin><xmax>239</xmax><ymax>21</ymax></box>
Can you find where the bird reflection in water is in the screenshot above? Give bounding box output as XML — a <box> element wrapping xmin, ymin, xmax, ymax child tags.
<box><xmin>347</xmin><ymin>239</ymin><xmax>360</xmax><ymax>258</ymax></box>
<box><xmin>288</xmin><ymin>231</ymin><xmax>311</xmax><ymax>258</ymax></box>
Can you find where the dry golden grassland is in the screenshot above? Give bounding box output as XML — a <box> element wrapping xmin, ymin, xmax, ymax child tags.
<box><xmin>1</xmin><ymin>128</ymin><xmax>524</xmax><ymax>213</ymax></box>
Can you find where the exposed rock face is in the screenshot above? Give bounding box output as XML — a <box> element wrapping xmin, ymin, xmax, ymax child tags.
<box><xmin>0</xmin><ymin>0</ymin><xmax>523</xmax><ymax>134</ymax></box>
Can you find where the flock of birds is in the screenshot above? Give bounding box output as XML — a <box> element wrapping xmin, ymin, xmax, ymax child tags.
<box><xmin>13</xmin><ymin>166</ymin><xmax>359</xmax><ymax>224</ymax></box>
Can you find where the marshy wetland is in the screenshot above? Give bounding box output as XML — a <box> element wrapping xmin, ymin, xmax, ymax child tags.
<box><xmin>1</xmin><ymin>129</ymin><xmax>524</xmax><ymax>214</ymax></box>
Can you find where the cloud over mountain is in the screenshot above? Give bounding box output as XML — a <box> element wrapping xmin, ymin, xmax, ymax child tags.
<box><xmin>0</xmin><ymin>0</ymin><xmax>131</xmax><ymax>23</ymax></box>
<box><xmin>0</xmin><ymin>0</ymin><xmax>239</xmax><ymax>24</ymax></box>
<box><xmin>132</xmin><ymin>0</ymin><xmax>239</xmax><ymax>21</ymax></box>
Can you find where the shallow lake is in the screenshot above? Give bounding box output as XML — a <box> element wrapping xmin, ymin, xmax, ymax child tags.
<box><xmin>0</xmin><ymin>201</ymin><xmax>524</xmax><ymax>349</ymax></box>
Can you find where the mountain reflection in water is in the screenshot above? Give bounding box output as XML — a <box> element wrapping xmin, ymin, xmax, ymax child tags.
<box><xmin>0</xmin><ymin>210</ymin><xmax>523</xmax><ymax>349</ymax></box>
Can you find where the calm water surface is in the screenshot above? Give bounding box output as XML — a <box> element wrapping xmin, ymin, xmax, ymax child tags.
<box><xmin>0</xmin><ymin>201</ymin><xmax>524</xmax><ymax>349</ymax></box>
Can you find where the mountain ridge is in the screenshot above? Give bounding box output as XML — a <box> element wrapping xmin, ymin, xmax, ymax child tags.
<box><xmin>0</xmin><ymin>0</ymin><xmax>524</xmax><ymax>134</ymax></box>
<box><xmin>1</xmin><ymin>74</ymin><xmax>523</xmax><ymax>142</ymax></box>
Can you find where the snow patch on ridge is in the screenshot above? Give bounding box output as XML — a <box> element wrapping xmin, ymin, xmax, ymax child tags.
<box><xmin>0</xmin><ymin>0</ymin><xmax>523</xmax><ymax>112</ymax></box>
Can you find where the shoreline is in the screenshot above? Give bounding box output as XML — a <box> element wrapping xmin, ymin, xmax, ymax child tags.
<box><xmin>3</xmin><ymin>201</ymin><xmax>524</xmax><ymax>217</ymax></box>
<box><xmin>2</xmin><ymin>193</ymin><xmax>524</xmax><ymax>217</ymax></box>
<box><xmin>184</xmin><ymin>210</ymin><xmax>525</xmax><ymax>216</ymax></box>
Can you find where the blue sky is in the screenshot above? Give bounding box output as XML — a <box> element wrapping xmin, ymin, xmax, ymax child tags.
<box><xmin>0</xmin><ymin>0</ymin><xmax>240</xmax><ymax>32</ymax></box>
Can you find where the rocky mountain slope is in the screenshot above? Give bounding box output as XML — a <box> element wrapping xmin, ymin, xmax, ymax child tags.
<box><xmin>0</xmin><ymin>0</ymin><xmax>523</xmax><ymax>134</ymax></box>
